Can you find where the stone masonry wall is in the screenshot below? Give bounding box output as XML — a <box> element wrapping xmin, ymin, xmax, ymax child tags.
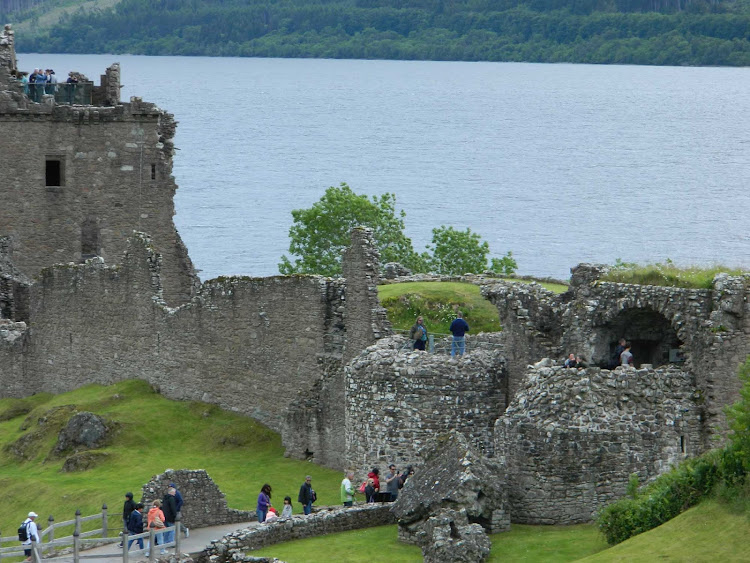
<box><xmin>140</xmin><ymin>470</ymin><xmax>255</xmax><ymax>530</ymax></box>
<box><xmin>0</xmin><ymin>38</ymin><xmax>197</xmax><ymax>306</ymax></box>
<box><xmin>486</xmin><ymin>265</ymin><xmax>750</xmax><ymax>445</ymax></box>
<box><xmin>0</xmin><ymin>230</ymin><xmax>386</xmax><ymax>438</ymax></box>
<box><xmin>345</xmin><ymin>336</ymin><xmax>507</xmax><ymax>470</ymax></box>
<box><xmin>198</xmin><ymin>504</ymin><xmax>394</xmax><ymax>563</ymax></box>
<box><xmin>496</xmin><ymin>363</ymin><xmax>702</xmax><ymax>524</ymax></box>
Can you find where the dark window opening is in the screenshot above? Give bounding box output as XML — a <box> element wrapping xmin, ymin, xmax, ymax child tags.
<box><xmin>151</xmin><ymin>163</ymin><xmax>156</xmax><ymax>180</ymax></box>
<box><xmin>46</xmin><ymin>159</ymin><xmax>63</xmax><ymax>186</ymax></box>
<box><xmin>81</xmin><ymin>218</ymin><xmax>100</xmax><ymax>260</ymax></box>
<box><xmin>598</xmin><ymin>308</ymin><xmax>684</xmax><ymax>368</ymax></box>
<box><xmin>680</xmin><ymin>436</ymin><xmax>685</xmax><ymax>453</ymax></box>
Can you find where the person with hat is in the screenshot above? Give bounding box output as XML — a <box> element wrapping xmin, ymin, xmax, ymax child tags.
<box><xmin>119</xmin><ymin>492</ymin><xmax>136</xmax><ymax>547</ymax></box>
<box><xmin>21</xmin><ymin>511</ymin><xmax>40</xmax><ymax>561</ymax></box>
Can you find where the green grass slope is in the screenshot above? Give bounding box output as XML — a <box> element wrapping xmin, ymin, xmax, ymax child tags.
<box><xmin>582</xmin><ymin>499</ymin><xmax>750</xmax><ymax>562</ymax></box>
<box><xmin>378</xmin><ymin>280</ymin><xmax>567</xmax><ymax>335</ymax></box>
<box><xmin>0</xmin><ymin>380</ymin><xmax>343</xmax><ymax>537</ymax></box>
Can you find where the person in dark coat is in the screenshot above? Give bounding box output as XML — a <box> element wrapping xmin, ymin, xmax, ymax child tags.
<box><xmin>119</xmin><ymin>492</ymin><xmax>136</xmax><ymax>547</ymax></box>
<box><xmin>168</xmin><ymin>482</ymin><xmax>188</xmax><ymax>537</ymax></box>
<box><xmin>127</xmin><ymin>503</ymin><xmax>145</xmax><ymax>551</ymax></box>
<box><xmin>297</xmin><ymin>475</ymin><xmax>314</xmax><ymax>515</ymax></box>
<box><xmin>161</xmin><ymin>488</ymin><xmax>178</xmax><ymax>546</ymax></box>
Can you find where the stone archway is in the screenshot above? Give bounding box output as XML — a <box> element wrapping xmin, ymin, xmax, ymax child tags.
<box><xmin>596</xmin><ymin>308</ymin><xmax>684</xmax><ymax>368</ymax></box>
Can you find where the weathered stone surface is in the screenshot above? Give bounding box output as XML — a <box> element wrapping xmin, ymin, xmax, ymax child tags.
<box><xmin>141</xmin><ymin>469</ymin><xmax>255</xmax><ymax>530</ymax></box>
<box><xmin>198</xmin><ymin>504</ymin><xmax>394</xmax><ymax>563</ymax></box>
<box><xmin>54</xmin><ymin>411</ymin><xmax>114</xmax><ymax>454</ymax></box>
<box><xmin>393</xmin><ymin>431</ymin><xmax>510</xmax><ymax>543</ymax></box>
<box><xmin>346</xmin><ymin>339</ymin><xmax>507</xmax><ymax>469</ymax></box>
<box><xmin>496</xmin><ymin>363</ymin><xmax>701</xmax><ymax>524</ymax></box>
<box><xmin>419</xmin><ymin>508</ymin><xmax>491</xmax><ymax>563</ymax></box>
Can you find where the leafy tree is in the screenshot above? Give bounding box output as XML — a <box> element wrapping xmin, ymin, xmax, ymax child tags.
<box><xmin>279</xmin><ymin>183</ymin><xmax>422</xmax><ymax>276</ymax></box>
<box><xmin>726</xmin><ymin>356</ymin><xmax>750</xmax><ymax>472</ymax></box>
<box><xmin>426</xmin><ymin>226</ymin><xmax>517</xmax><ymax>276</ymax></box>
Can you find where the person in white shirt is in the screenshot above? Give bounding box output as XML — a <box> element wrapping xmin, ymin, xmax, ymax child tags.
<box><xmin>22</xmin><ymin>511</ymin><xmax>40</xmax><ymax>561</ymax></box>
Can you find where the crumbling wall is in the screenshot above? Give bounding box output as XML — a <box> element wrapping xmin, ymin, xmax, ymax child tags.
<box><xmin>345</xmin><ymin>336</ymin><xmax>507</xmax><ymax>470</ymax></box>
<box><xmin>496</xmin><ymin>363</ymin><xmax>702</xmax><ymax>524</ymax></box>
<box><xmin>0</xmin><ymin>56</ymin><xmax>196</xmax><ymax>305</ymax></box>
<box><xmin>140</xmin><ymin>469</ymin><xmax>254</xmax><ymax>529</ymax></box>
<box><xmin>486</xmin><ymin>265</ymin><xmax>750</xmax><ymax>444</ymax></box>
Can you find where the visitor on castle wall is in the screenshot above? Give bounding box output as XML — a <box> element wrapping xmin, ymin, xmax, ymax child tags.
<box><xmin>161</xmin><ymin>487</ymin><xmax>178</xmax><ymax>546</ymax></box>
<box><xmin>575</xmin><ymin>355</ymin><xmax>587</xmax><ymax>369</ymax></box>
<box><xmin>20</xmin><ymin>511</ymin><xmax>40</xmax><ymax>562</ymax></box>
<box><xmin>45</xmin><ymin>69</ymin><xmax>57</xmax><ymax>95</ymax></box>
<box><xmin>28</xmin><ymin>68</ymin><xmax>37</xmax><ymax>101</ymax></box>
<box><xmin>256</xmin><ymin>483</ymin><xmax>272</xmax><ymax>523</ymax></box>
<box><xmin>33</xmin><ymin>68</ymin><xmax>46</xmax><ymax>102</ymax></box>
<box><xmin>385</xmin><ymin>464</ymin><xmax>401</xmax><ymax>502</ymax></box>
<box><xmin>169</xmin><ymin>482</ymin><xmax>188</xmax><ymax>537</ymax></box>
<box><xmin>126</xmin><ymin>503</ymin><xmax>145</xmax><ymax>552</ymax></box>
<box><xmin>364</xmin><ymin>478</ymin><xmax>376</xmax><ymax>503</ymax></box>
<box><xmin>298</xmin><ymin>475</ymin><xmax>314</xmax><ymax>515</ymax></box>
<box><xmin>449</xmin><ymin>311</ymin><xmax>470</xmax><ymax>357</ymax></box>
<box><xmin>609</xmin><ymin>338</ymin><xmax>627</xmax><ymax>368</ymax></box>
<box><xmin>281</xmin><ymin>496</ymin><xmax>293</xmax><ymax>518</ymax></box>
<box><xmin>564</xmin><ymin>353</ymin><xmax>578</xmax><ymax>368</ymax></box>
<box><xmin>410</xmin><ymin>316</ymin><xmax>428</xmax><ymax>351</ymax></box>
<box><xmin>620</xmin><ymin>341</ymin><xmax>634</xmax><ymax>367</ymax></box>
<box><xmin>119</xmin><ymin>492</ymin><xmax>136</xmax><ymax>547</ymax></box>
<box><xmin>66</xmin><ymin>71</ymin><xmax>78</xmax><ymax>104</ymax></box>
<box><xmin>367</xmin><ymin>467</ymin><xmax>380</xmax><ymax>494</ymax></box>
<box><xmin>340</xmin><ymin>472</ymin><xmax>356</xmax><ymax>507</ymax></box>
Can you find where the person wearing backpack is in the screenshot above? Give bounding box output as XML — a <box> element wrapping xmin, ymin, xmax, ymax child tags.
<box><xmin>19</xmin><ymin>511</ymin><xmax>40</xmax><ymax>561</ymax></box>
<box><xmin>410</xmin><ymin>316</ymin><xmax>428</xmax><ymax>351</ymax></box>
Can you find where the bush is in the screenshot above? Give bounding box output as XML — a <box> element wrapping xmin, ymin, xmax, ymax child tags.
<box><xmin>597</xmin><ymin>452</ymin><xmax>722</xmax><ymax>545</ymax></box>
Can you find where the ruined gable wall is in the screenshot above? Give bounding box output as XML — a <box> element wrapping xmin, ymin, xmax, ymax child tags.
<box><xmin>0</xmin><ymin>96</ymin><xmax>196</xmax><ymax>306</ymax></box>
<box><xmin>496</xmin><ymin>364</ymin><xmax>702</xmax><ymax>524</ymax></box>
<box><xmin>344</xmin><ymin>336</ymin><xmax>507</xmax><ymax>470</ymax></box>
<box><xmin>1</xmin><ymin>235</ymin><xmax>338</xmax><ymax>432</ymax></box>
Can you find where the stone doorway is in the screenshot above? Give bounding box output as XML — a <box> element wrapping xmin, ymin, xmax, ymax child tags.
<box><xmin>598</xmin><ymin>308</ymin><xmax>684</xmax><ymax>368</ymax></box>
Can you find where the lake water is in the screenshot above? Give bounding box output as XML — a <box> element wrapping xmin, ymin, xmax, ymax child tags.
<box><xmin>17</xmin><ymin>54</ymin><xmax>750</xmax><ymax>280</ymax></box>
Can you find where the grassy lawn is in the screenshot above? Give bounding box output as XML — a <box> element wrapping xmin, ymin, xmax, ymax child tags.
<box><xmin>0</xmin><ymin>380</ymin><xmax>343</xmax><ymax>538</ymax></box>
<box><xmin>251</xmin><ymin>521</ymin><xmax>607</xmax><ymax>562</ymax></box>
<box><xmin>378</xmin><ymin>280</ymin><xmax>567</xmax><ymax>335</ymax></box>
<box><xmin>581</xmin><ymin>499</ymin><xmax>750</xmax><ymax>562</ymax></box>
<box><xmin>600</xmin><ymin>262</ymin><xmax>747</xmax><ymax>289</ymax></box>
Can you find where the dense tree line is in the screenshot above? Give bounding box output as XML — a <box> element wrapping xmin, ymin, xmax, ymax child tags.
<box><xmin>11</xmin><ymin>0</ymin><xmax>750</xmax><ymax>65</ymax></box>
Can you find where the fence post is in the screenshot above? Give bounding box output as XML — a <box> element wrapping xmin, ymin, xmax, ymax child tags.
<box><xmin>148</xmin><ymin>528</ymin><xmax>155</xmax><ymax>563</ymax></box>
<box><xmin>75</xmin><ymin>509</ymin><xmax>82</xmax><ymax>536</ymax></box>
<box><xmin>102</xmin><ymin>503</ymin><xmax>108</xmax><ymax>538</ymax></box>
<box><xmin>47</xmin><ymin>514</ymin><xmax>55</xmax><ymax>555</ymax></box>
<box><xmin>428</xmin><ymin>334</ymin><xmax>435</xmax><ymax>353</ymax></box>
<box><xmin>0</xmin><ymin>529</ymin><xmax>3</xmax><ymax>563</ymax></box>
<box><xmin>122</xmin><ymin>532</ymin><xmax>129</xmax><ymax>563</ymax></box>
<box><xmin>73</xmin><ymin>530</ymin><xmax>80</xmax><ymax>563</ymax></box>
<box><xmin>31</xmin><ymin>538</ymin><xmax>41</xmax><ymax>563</ymax></box>
<box><xmin>174</xmin><ymin>515</ymin><xmax>181</xmax><ymax>555</ymax></box>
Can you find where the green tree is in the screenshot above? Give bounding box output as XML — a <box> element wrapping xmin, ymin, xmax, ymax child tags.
<box><xmin>425</xmin><ymin>226</ymin><xmax>516</xmax><ymax>276</ymax></box>
<box><xmin>279</xmin><ymin>183</ymin><xmax>422</xmax><ymax>276</ymax></box>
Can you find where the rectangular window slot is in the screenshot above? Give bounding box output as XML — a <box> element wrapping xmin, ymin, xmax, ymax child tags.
<box><xmin>151</xmin><ymin>164</ymin><xmax>156</xmax><ymax>180</ymax></box>
<box><xmin>680</xmin><ymin>436</ymin><xmax>685</xmax><ymax>453</ymax></box>
<box><xmin>46</xmin><ymin>159</ymin><xmax>63</xmax><ymax>187</ymax></box>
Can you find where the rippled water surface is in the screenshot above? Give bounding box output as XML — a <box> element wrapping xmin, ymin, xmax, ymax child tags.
<box><xmin>19</xmin><ymin>54</ymin><xmax>750</xmax><ymax>279</ymax></box>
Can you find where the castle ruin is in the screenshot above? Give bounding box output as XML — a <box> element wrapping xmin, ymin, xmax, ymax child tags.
<box><xmin>2</xmin><ymin>24</ymin><xmax>749</xmax><ymax>530</ymax></box>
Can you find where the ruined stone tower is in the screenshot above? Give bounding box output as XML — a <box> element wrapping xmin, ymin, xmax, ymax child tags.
<box><xmin>0</xmin><ymin>25</ymin><xmax>197</xmax><ymax>306</ymax></box>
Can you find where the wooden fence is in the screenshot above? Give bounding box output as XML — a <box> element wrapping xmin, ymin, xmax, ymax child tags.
<box><xmin>0</xmin><ymin>506</ymin><xmax>184</xmax><ymax>562</ymax></box>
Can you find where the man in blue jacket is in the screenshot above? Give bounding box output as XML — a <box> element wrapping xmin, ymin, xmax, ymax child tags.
<box><xmin>449</xmin><ymin>311</ymin><xmax>470</xmax><ymax>357</ymax></box>
<box><xmin>127</xmin><ymin>503</ymin><xmax>145</xmax><ymax>551</ymax></box>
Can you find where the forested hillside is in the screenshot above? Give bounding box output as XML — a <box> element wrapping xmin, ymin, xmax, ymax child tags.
<box><xmin>7</xmin><ymin>0</ymin><xmax>750</xmax><ymax>65</ymax></box>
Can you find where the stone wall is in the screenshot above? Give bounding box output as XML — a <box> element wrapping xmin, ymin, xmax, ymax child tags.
<box><xmin>485</xmin><ymin>265</ymin><xmax>750</xmax><ymax>445</ymax></box>
<box><xmin>345</xmin><ymin>336</ymin><xmax>507</xmax><ymax>470</ymax></box>
<box><xmin>0</xmin><ymin>36</ymin><xmax>197</xmax><ymax>306</ymax></box>
<box><xmin>0</xmin><ymin>230</ymin><xmax>387</xmax><ymax>437</ymax></box>
<box><xmin>140</xmin><ymin>470</ymin><xmax>255</xmax><ymax>529</ymax></box>
<box><xmin>197</xmin><ymin>504</ymin><xmax>395</xmax><ymax>563</ymax></box>
<box><xmin>495</xmin><ymin>363</ymin><xmax>702</xmax><ymax>524</ymax></box>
